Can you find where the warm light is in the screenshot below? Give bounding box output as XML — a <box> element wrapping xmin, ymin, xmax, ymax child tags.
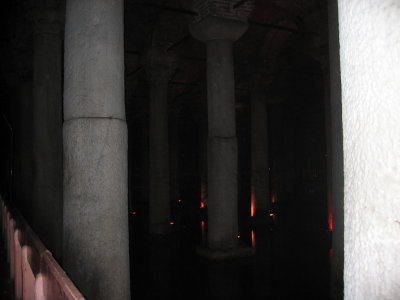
<box><xmin>271</xmin><ymin>191</ymin><xmax>277</xmax><ymax>204</ymax></box>
<box><xmin>200</xmin><ymin>183</ymin><xmax>207</xmax><ymax>200</ymax></box>
<box><xmin>177</xmin><ymin>199</ymin><xmax>182</xmax><ymax>203</ymax></box>
<box><xmin>328</xmin><ymin>190</ymin><xmax>333</xmax><ymax>231</ymax></box>
<box><xmin>269</xmin><ymin>213</ymin><xmax>274</xmax><ymax>217</ymax></box>
<box><xmin>251</xmin><ymin>230</ymin><xmax>256</xmax><ymax>248</ymax></box>
<box><xmin>328</xmin><ymin>212</ymin><xmax>333</xmax><ymax>231</ymax></box>
<box><xmin>200</xmin><ymin>183</ymin><xmax>207</xmax><ymax>208</ymax></box>
<box><xmin>250</xmin><ymin>186</ymin><xmax>255</xmax><ymax>217</ymax></box>
<box><xmin>237</xmin><ymin>235</ymin><xmax>241</xmax><ymax>239</ymax></box>
<box><xmin>201</xmin><ymin>221</ymin><xmax>206</xmax><ymax>242</ymax></box>
<box><xmin>170</xmin><ymin>221</ymin><xmax>174</xmax><ymax>225</ymax></box>
<box><xmin>131</xmin><ymin>211</ymin><xmax>137</xmax><ymax>215</ymax></box>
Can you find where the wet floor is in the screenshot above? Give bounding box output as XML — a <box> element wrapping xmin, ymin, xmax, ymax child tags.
<box><xmin>129</xmin><ymin>200</ymin><xmax>331</xmax><ymax>300</ymax></box>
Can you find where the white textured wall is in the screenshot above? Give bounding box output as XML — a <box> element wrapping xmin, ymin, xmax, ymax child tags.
<box><xmin>338</xmin><ymin>1</ymin><xmax>400</xmax><ymax>299</ymax></box>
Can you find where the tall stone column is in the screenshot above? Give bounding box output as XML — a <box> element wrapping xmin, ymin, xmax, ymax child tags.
<box><xmin>199</xmin><ymin>111</ymin><xmax>208</xmax><ymax>206</ymax></box>
<box><xmin>31</xmin><ymin>4</ymin><xmax>63</xmax><ymax>261</ymax></box>
<box><xmin>16</xmin><ymin>78</ymin><xmax>33</xmax><ymax>220</ymax></box>
<box><xmin>337</xmin><ymin>0</ymin><xmax>400</xmax><ymax>299</ymax></box>
<box><xmin>190</xmin><ymin>0</ymin><xmax>253</xmax><ymax>256</ymax></box>
<box><xmin>328</xmin><ymin>1</ymin><xmax>344</xmax><ymax>298</ymax></box>
<box><xmin>140</xmin><ymin>106</ymin><xmax>149</xmax><ymax>203</ymax></box>
<box><xmin>63</xmin><ymin>1</ymin><xmax>130</xmax><ymax>299</ymax></box>
<box><xmin>250</xmin><ymin>88</ymin><xmax>270</xmax><ymax>217</ymax></box>
<box><xmin>169</xmin><ymin>107</ymin><xmax>181</xmax><ymax>204</ymax></box>
<box><xmin>144</xmin><ymin>49</ymin><xmax>176</xmax><ymax>234</ymax></box>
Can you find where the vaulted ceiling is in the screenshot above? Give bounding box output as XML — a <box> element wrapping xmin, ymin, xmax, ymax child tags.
<box><xmin>0</xmin><ymin>0</ymin><xmax>329</xmax><ymax>120</ymax></box>
<box><xmin>125</xmin><ymin>0</ymin><xmax>329</xmax><ymax>118</ymax></box>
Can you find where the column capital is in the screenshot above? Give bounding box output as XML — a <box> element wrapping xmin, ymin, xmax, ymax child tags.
<box><xmin>143</xmin><ymin>48</ymin><xmax>177</xmax><ymax>84</ymax></box>
<box><xmin>189</xmin><ymin>0</ymin><xmax>253</xmax><ymax>42</ymax></box>
<box><xmin>193</xmin><ymin>0</ymin><xmax>254</xmax><ymax>23</ymax></box>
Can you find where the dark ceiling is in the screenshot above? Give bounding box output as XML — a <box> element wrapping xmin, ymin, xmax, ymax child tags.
<box><xmin>123</xmin><ymin>0</ymin><xmax>328</xmax><ymax>116</ymax></box>
<box><xmin>0</xmin><ymin>0</ymin><xmax>329</xmax><ymax>120</ymax></box>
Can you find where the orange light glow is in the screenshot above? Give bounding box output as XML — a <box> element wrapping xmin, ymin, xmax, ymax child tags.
<box><xmin>170</xmin><ymin>221</ymin><xmax>174</xmax><ymax>225</ymax></box>
<box><xmin>177</xmin><ymin>199</ymin><xmax>182</xmax><ymax>203</ymax></box>
<box><xmin>250</xmin><ymin>186</ymin><xmax>255</xmax><ymax>217</ymax></box>
<box><xmin>251</xmin><ymin>230</ymin><xmax>256</xmax><ymax>248</ymax></box>
<box><xmin>271</xmin><ymin>191</ymin><xmax>277</xmax><ymax>204</ymax></box>
<box><xmin>269</xmin><ymin>213</ymin><xmax>274</xmax><ymax>217</ymax></box>
<box><xmin>201</xmin><ymin>221</ymin><xmax>206</xmax><ymax>242</ymax></box>
<box><xmin>237</xmin><ymin>235</ymin><xmax>241</xmax><ymax>239</ymax></box>
<box><xmin>328</xmin><ymin>191</ymin><xmax>333</xmax><ymax>231</ymax></box>
<box><xmin>200</xmin><ymin>202</ymin><xmax>205</xmax><ymax>208</ymax></box>
<box><xmin>200</xmin><ymin>183</ymin><xmax>207</xmax><ymax>200</ymax></box>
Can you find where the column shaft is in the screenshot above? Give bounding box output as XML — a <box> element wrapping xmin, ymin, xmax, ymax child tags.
<box><xmin>207</xmin><ymin>39</ymin><xmax>236</xmax><ymax>137</ymax></box>
<box><xmin>32</xmin><ymin>20</ymin><xmax>63</xmax><ymax>260</ymax></box>
<box><xmin>328</xmin><ymin>1</ymin><xmax>344</xmax><ymax>299</ymax></box>
<box><xmin>189</xmin><ymin>1</ymin><xmax>253</xmax><ymax>256</ymax></box>
<box><xmin>149</xmin><ymin>80</ymin><xmax>170</xmax><ymax>234</ymax></box>
<box><xmin>199</xmin><ymin>116</ymin><xmax>208</xmax><ymax>204</ymax></box>
<box><xmin>251</xmin><ymin>90</ymin><xmax>270</xmax><ymax>215</ymax></box>
<box><xmin>63</xmin><ymin>1</ymin><xmax>130</xmax><ymax>299</ymax></box>
<box><xmin>16</xmin><ymin>79</ymin><xmax>33</xmax><ymax>220</ymax></box>
<box><xmin>169</xmin><ymin>110</ymin><xmax>180</xmax><ymax>203</ymax></box>
<box><xmin>206</xmin><ymin>39</ymin><xmax>238</xmax><ymax>250</ymax></box>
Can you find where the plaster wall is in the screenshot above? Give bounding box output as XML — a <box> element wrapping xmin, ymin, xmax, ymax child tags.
<box><xmin>338</xmin><ymin>1</ymin><xmax>400</xmax><ymax>299</ymax></box>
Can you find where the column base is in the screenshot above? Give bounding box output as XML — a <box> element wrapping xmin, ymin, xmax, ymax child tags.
<box><xmin>196</xmin><ymin>245</ymin><xmax>255</xmax><ymax>261</ymax></box>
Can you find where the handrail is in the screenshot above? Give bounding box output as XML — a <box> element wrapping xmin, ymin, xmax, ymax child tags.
<box><xmin>0</xmin><ymin>196</ymin><xmax>86</xmax><ymax>300</ymax></box>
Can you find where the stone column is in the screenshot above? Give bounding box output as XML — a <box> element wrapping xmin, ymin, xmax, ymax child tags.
<box><xmin>140</xmin><ymin>106</ymin><xmax>149</xmax><ymax>203</ymax></box>
<box><xmin>337</xmin><ymin>0</ymin><xmax>400</xmax><ymax>299</ymax></box>
<box><xmin>30</xmin><ymin>4</ymin><xmax>63</xmax><ymax>261</ymax></box>
<box><xmin>328</xmin><ymin>1</ymin><xmax>344</xmax><ymax>299</ymax></box>
<box><xmin>169</xmin><ymin>107</ymin><xmax>181</xmax><ymax>204</ymax></box>
<box><xmin>144</xmin><ymin>49</ymin><xmax>176</xmax><ymax>234</ymax></box>
<box><xmin>16</xmin><ymin>78</ymin><xmax>33</xmax><ymax>220</ymax></box>
<box><xmin>199</xmin><ymin>111</ymin><xmax>208</xmax><ymax>206</ymax></box>
<box><xmin>190</xmin><ymin>0</ymin><xmax>253</xmax><ymax>257</ymax></box>
<box><xmin>250</xmin><ymin>88</ymin><xmax>270</xmax><ymax>217</ymax></box>
<box><xmin>63</xmin><ymin>1</ymin><xmax>130</xmax><ymax>299</ymax></box>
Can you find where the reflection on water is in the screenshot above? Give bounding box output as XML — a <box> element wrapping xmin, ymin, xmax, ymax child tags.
<box><xmin>203</xmin><ymin>261</ymin><xmax>240</xmax><ymax>300</ymax></box>
<box><xmin>250</xmin><ymin>186</ymin><xmax>255</xmax><ymax>217</ymax></box>
<box><xmin>130</xmin><ymin>202</ymin><xmax>331</xmax><ymax>300</ymax></box>
<box><xmin>201</xmin><ymin>220</ymin><xmax>206</xmax><ymax>244</ymax></box>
